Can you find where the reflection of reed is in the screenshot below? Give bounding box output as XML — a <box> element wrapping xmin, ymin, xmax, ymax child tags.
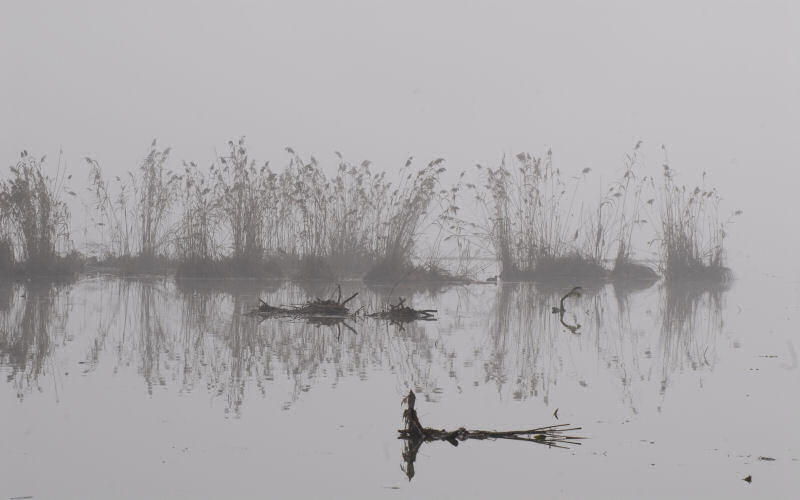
<box><xmin>381</xmin><ymin>320</ymin><xmax>442</xmax><ymax>399</ymax></box>
<box><xmin>1</xmin><ymin>276</ymin><xmax>730</xmax><ymax>413</ymax></box>
<box><xmin>0</xmin><ymin>275</ymin><xmax>453</xmax><ymax>412</ymax></box>
<box><xmin>78</xmin><ymin>279</ymin><xmax>178</xmax><ymax>393</ymax></box>
<box><xmin>138</xmin><ymin>282</ymin><xmax>169</xmax><ymax>390</ymax></box>
<box><xmin>482</xmin><ymin>280</ymin><xmax>727</xmax><ymax>405</ymax></box>
<box><xmin>657</xmin><ymin>281</ymin><xmax>728</xmax><ymax>392</ymax></box>
<box><xmin>0</xmin><ymin>282</ymin><xmax>14</xmax><ymax>312</ymax></box>
<box><xmin>0</xmin><ymin>282</ymin><xmax>69</xmax><ymax>398</ymax></box>
<box><xmin>484</xmin><ymin>283</ymin><xmax>569</xmax><ymax>402</ymax></box>
<box><xmin>72</xmin><ymin>279</ymin><xmax>445</xmax><ymax>414</ymax></box>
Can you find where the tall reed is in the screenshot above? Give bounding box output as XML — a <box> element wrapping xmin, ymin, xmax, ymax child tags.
<box><xmin>581</xmin><ymin>144</ymin><xmax>656</xmax><ymax>280</ymax></box>
<box><xmin>0</xmin><ymin>151</ymin><xmax>73</xmax><ymax>273</ymax></box>
<box><xmin>176</xmin><ymin>160</ymin><xmax>218</xmax><ymax>265</ymax></box>
<box><xmin>364</xmin><ymin>158</ymin><xmax>448</xmax><ymax>281</ymax></box>
<box><xmin>471</xmin><ymin>151</ymin><xmax>592</xmax><ymax>280</ymax></box>
<box><xmin>86</xmin><ymin>140</ymin><xmax>178</xmax><ymax>265</ymax></box>
<box><xmin>651</xmin><ymin>162</ymin><xmax>734</xmax><ymax>282</ymax></box>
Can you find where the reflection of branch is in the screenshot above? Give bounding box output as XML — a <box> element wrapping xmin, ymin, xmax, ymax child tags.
<box><xmin>401</xmin><ymin>437</ymin><xmax>424</xmax><ymax>481</ymax></box>
<box><xmin>397</xmin><ymin>390</ymin><xmax>583</xmax><ymax>480</ymax></box>
<box><xmin>305</xmin><ymin>316</ymin><xmax>357</xmax><ymax>341</ymax></box>
<box><xmin>368</xmin><ymin>297</ymin><xmax>438</xmax><ymax>332</ymax></box>
<box><xmin>558</xmin><ymin>310</ymin><xmax>581</xmax><ymax>334</ymax></box>
<box><xmin>549</xmin><ymin>287</ymin><xmax>582</xmax><ymax>333</ymax></box>
<box><xmin>551</xmin><ymin>286</ymin><xmax>582</xmax><ymax>314</ymax></box>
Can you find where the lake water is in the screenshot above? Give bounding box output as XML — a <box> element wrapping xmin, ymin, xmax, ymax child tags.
<box><xmin>1</xmin><ymin>270</ymin><xmax>798</xmax><ymax>499</ymax></box>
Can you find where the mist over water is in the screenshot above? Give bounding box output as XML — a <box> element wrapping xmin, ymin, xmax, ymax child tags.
<box><xmin>1</xmin><ymin>273</ymin><xmax>797</xmax><ymax>498</ymax></box>
<box><xmin>2</xmin><ymin>1</ymin><xmax>800</xmax><ymax>498</ymax></box>
<box><xmin>2</xmin><ymin>1</ymin><xmax>800</xmax><ymax>270</ymax></box>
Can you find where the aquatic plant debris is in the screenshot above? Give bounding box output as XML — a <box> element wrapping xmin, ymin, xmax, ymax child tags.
<box><xmin>249</xmin><ymin>285</ymin><xmax>360</xmax><ymax>339</ymax></box>
<box><xmin>367</xmin><ymin>297</ymin><xmax>437</xmax><ymax>323</ymax></box>
<box><xmin>397</xmin><ymin>390</ymin><xmax>583</xmax><ymax>480</ymax></box>
<box><xmin>253</xmin><ymin>287</ymin><xmax>439</xmax><ymax>332</ymax></box>
<box><xmin>252</xmin><ymin>284</ymin><xmax>358</xmax><ymax>319</ymax></box>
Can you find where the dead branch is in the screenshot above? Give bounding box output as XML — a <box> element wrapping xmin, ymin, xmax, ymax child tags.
<box><xmin>369</xmin><ymin>298</ymin><xmax>437</xmax><ymax>323</ymax></box>
<box><xmin>398</xmin><ymin>390</ymin><xmax>583</xmax><ymax>449</ymax></box>
<box><xmin>552</xmin><ymin>286</ymin><xmax>582</xmax><ymax>314</ymax></box>
<box><xmin>341</xmin><ymin>292</ymin><xmax>359</xmax><ymax>306</ymax></box>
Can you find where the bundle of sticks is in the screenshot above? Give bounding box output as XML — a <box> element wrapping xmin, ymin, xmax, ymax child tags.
<box><xmin>368</xmin><ymin>298</ymin><xmax>437</xmax><ymax>322</ymax></box>
<box><xmin>398</xmin><ymin>390</ymin><xmax>583</xmax><ymax>449</ymax></box>
<box><xmin>254</xmin><ymin>284</ymin><xmax>359</xmax><ymax>319</ymax></box>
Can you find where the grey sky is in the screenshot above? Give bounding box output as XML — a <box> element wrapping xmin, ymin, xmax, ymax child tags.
<box><xmin>2</xmin><ymin>0</ymin><xmax>798</xmax><ymax>274</ymax></box>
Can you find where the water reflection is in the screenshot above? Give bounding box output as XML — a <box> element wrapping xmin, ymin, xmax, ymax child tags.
<box><xmin>0</xmin><ymin>282</ymin><xmax>70</xmax><ymax>399</ymax></box>
<box><xmin>398</xmin><ymin>389</ymin><xmax>584</xmax><ymax>481</ymax></box>
<box><xmin>478</xmin><ymin>280</ymin><xmax>728</xmax><ymax>407</ymax></box>
<box><xmin>657</xmin><ymin>280</ymin><xmax>729</xmax><ymax>392</ymax></box>
<box><xmin>0</xmin><ymin>277</ymin><xmax>730</xmax><ymax>414</ymax></box>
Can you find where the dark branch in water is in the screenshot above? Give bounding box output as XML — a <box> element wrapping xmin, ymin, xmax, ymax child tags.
<box><xmin>397</xmin><ymin>390</ymin><xmax>584</xmax><ymax>480</ymax></box>
<box><xmin>341</xmin><ymin>292</ymin><xmax>359</xmax><ymax>306</ymax></box>
<box><xmin>551</xmin><ymin>286</ymin><xmax>582</xmax><ymax>333</ymax></box>
<box><xmin>251</xmin><ymin>285</ymin><xmax>360</xmax><ymax>339</ymax></box>
<box><xmin>552</xmin><ymin>286</ymin><xmax>582</xmax><ymax>314</ymax></box>
<box><xmin>558</xmin><ymin>312</ymin><xmax>581</xmax><ymax>334</ymax></box>
<box><xmin>369</xmin><ymin>297</ymin><xmax>437</xmax><ymax>324</ymax></box>
<box><xmin>253</xmin><ymin>285</ymin><xmax>358</xmax><ymax>319</ymax></box>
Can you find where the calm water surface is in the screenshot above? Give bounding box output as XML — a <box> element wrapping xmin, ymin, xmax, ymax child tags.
<box><xmin>1</xmin><ymin>271</ymin><xmax>798</xmax><ymax>499</ymax></box>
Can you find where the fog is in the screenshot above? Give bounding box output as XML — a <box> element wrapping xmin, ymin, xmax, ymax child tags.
<box><xmin>2</xmin><ymin>4</ymin><xmax>800</xmax><ymax>498</ymax></box>
<box><xmin>3</xmin><ymin>1</ymin><xmax>799</xmax><ymax>275</ymax></box>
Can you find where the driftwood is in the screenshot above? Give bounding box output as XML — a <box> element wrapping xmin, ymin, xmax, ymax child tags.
<box><xmin>251</xmin><ymin>287</ymin><xmax>439</xmax><ymax>339</ymax></box>
<box><xmin>252</xmin><ymin>285</ymin><xmax>359</xmax><ymax>339</ymax></box>
<box><xmin>254</xmin><ymin>284</ymin><xmax>358</xmax><ymax>319</ymax></box>
<box><xmin>256</xmin><ymin>299</ymin><xmax>285</xmax><ymax>315</ymax></box>
<box><xmin>368</xmin><ymin>297</ymin><xmax>437</xmax><ymax>323</ymax></box>
<box><xmin>398</xmin><ymin>390</ymin><xmax>583</xmax><ymax>480</ymax></box>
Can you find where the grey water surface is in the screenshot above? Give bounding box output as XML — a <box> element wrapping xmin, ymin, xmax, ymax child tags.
<box><xmin>1</xmin><ymin>271</ymin><xmax>798</xmax><ymax>499</ymax></box>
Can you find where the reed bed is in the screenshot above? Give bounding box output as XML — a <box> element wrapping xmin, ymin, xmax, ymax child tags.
<box><xmin>166</xmin><ymin>140</ymin><xmax>452</xmax><ymax>280</ymax></box>
<box><xmin>650</xmin><ymin>158</ymin><xmax>735</xmax><ymax>283</ymax></box>
<box><xmin>467</xmin><ymin>144</ymin><xmax>731</xmax><ymax>284</ymax></box>
<box><xmin>2</xmin><ymin>141</ymin><xmax>737</xmax><ymax>283</ymax></box>
<box><xmin>469</xmin><ymin>150</ymin><xmax>609</xmax><ymax>282</ymax></box>
<box><xmin>85</xmin><ymin>140</ymin><xmax>179</xmax><ymax>273</ymax></box>
<box><xmin>0</xmin><ymin>151</ymin><xmax>78</xmax><ymax>276</ymax></box>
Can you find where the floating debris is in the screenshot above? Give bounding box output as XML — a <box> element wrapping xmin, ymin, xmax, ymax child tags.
<box><xmin>397</xmin><ymin>390</ymin><xmax>583</xmax><ymax>480</ymax></box>
<box><xmin>256</xmin><ymin>299</ymin><xmax>285</xmax><ymax>315</ymax></box>
<box><xmin>368</xmin><ymin>297</ymin><xmax>437</xmax><ymax>324</ymax></box>
<box><xmin>251</xmin><ymin>285</ymin><xmax>360</xmax><ymax>339</ymax></box>
<box><xmin>252</xmin><ymin>284</ymin><xmax>358</xmax><ymax>319</ymax></box>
